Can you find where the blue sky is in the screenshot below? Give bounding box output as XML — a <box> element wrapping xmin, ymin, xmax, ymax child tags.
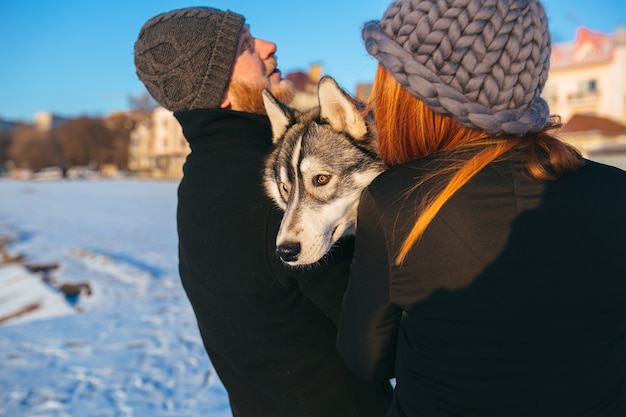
<box><xmin>1</xmin><ymin>0</ymin><xmax>624</xmax><ymax>122</ymax></box>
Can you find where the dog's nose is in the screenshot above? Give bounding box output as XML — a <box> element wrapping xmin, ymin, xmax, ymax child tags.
<box><xmin>276</xmin><ymin>242</ymin><xmax>301</xmax><ymax>263</ymax></box>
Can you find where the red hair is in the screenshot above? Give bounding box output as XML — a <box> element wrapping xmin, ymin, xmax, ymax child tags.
<box><xmin>367</xmin><ymin>65</ymin><xmax>583</xmax><ymax>265</ymax></box>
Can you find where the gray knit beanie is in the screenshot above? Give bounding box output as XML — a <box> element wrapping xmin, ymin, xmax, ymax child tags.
<box><xmin>363</xmin><ymin>0</ymin><xmax>551</xmax><ymax>136</ymax></box>
<box><xmin>134</xmin><ymin>7</ymin><xmax>245</xmax><ymax>112</ymax></box>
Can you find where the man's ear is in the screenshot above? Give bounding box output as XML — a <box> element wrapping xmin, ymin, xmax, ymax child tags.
<box><xmin>219</xmin><ymin>95</ymin><xmax>231</xmax><ymax>109</ymax></box>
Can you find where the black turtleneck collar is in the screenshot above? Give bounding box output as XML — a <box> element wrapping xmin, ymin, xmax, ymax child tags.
<box><xmin>174</xmin><ymin>108</ymin><xmax>272</xmax><ymax>150</ymax></box>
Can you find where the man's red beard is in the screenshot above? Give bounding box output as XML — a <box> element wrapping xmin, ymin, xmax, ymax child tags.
<box><xmin>228</xmin><ymin>77</ymin><xmax>295</xmax><ymax>115</ymax></box>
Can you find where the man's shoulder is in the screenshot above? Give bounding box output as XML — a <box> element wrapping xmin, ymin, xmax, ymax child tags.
<box><xmin>175</xmin><ymin>108</ymin><xmax>272</xmax><ymax>147</ymax></box>
<box><xmin>175</xmin><ymin>108</ymin><xmax>269</xmax><ymax>127</ymax></box>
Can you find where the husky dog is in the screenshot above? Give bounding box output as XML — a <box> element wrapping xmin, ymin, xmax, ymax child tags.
<box><xmin>262</xmin><ymin>76</ymin><xmax>385</xmax><ymax>266</ymax></box>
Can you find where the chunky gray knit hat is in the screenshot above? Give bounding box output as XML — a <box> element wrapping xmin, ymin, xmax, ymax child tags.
<box><xmin>363</xmin><ymin>0</ymin><xmax>551</xmax><ymax>135</ymax></box>
<box><xmin>134</xmin><ymin>7</ymin><xmax>245</xmax><ymax>112</ymax></box>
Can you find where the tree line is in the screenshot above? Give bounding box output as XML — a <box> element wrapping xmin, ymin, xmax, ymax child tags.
<box><xmin>0</xmin><ymin>94</ymin><xmax>155</xmax><ymax>174</ymax></box>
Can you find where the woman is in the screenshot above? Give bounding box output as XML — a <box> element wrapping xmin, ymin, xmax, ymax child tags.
<box><xmin>337</xmin><ymin>0</ymin><xmax>626</xmax><ymax>416</ymax></box>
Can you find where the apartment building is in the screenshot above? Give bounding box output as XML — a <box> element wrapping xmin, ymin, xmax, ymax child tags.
<box><xmin>128</xmin><ymin>106</ymin><xmax>188</xmax><ymax>179</ymax></box>
<box><xmin>544</xmin><ymin>26</ymin><xmax>626</xmax><ymax>163</ymax></box>
<box><xmin>545</xmin><ymin>26</ymin><xmax>626</xmax><ymax>124</ymax></box>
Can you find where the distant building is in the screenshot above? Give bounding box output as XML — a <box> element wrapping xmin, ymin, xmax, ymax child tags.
<box><xmin>559</xmin><ymin>114</ymin><xmax>626</xmax><ymax>155</ymax></box>
<box><xmin>543</xmin><ymin>26</ymin><xmax>626</xmax><ymax>165</ymax></box>
<box><xmin>286</xmin><ymin>63</ymin><xmax>324</xmax><ymax>111</ymax></box>
<box><xmin>33</xmin><ymin>112</ymin><xmax>70</xmax><ymax>131</ymax></box>
<box><xmin>355</xmin><ymin>83</ymin><xmax>373</xmax><ymax>104</ymax></box>
<box><xmin>545</xmin><ymin>26</ymin><xmax>626</xmax><ymax>125</ymax></box>
<box><xmin>129</xmin><ymin>107</ymin><xmax>188</xmax><ymax>179</ymax></box>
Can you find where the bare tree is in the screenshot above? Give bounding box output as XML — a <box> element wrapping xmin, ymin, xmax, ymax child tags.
<box><xmin>56</xmin><ymin>117</ymin><xmax>113</xmax><ymax>169</ymax></box>
<box><xmin>128</xmin><ymin>92</ymin><xmax>157</xmax><ymax>115</ymax></box>
<box><xmin>104</xmin><ymin>112</ymin><xmax>138</xmax><ymax>169</ymax></box>
<box><xmin>7</xmin><ymin>125</ymin><xmax>61</xmax><ymax>171</ymax></box>
<box><xmin>0</xmin><ymin>130</ymin><xmax>12</xmax><ymax>165</ymax></box>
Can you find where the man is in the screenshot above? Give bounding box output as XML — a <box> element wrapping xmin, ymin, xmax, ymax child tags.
<box><xmin>134</xmin><ymin>7</ymin><xmax>391</xmax><ymax>417</ymax></box>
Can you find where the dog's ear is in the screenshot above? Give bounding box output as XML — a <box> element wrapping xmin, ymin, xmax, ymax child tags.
<box><xmin>318</xmin><ymin>76</ymin><xmax>367</xmax><ymax>140</ymax></box>
<box><xmin>262</xmin><ymin>89</ymin><xmax>293</xmax><ymax>143</ymax></box>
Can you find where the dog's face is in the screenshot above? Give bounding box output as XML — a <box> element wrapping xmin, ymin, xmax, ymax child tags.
<box><xmin>263</xmin><ymin>76</ymin><xmax>385</xmax><ymax>266</ymax></box>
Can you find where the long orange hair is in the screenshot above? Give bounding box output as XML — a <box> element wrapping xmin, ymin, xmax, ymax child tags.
<box><xmin>367</xmin><ymin>65</ymin><xmax>583</xmax><ymax>265</ymax></box>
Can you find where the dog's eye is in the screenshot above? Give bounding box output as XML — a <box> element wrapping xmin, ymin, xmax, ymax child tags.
<box><xmin>313</xmin><ymin>174</ymin><xmax>331</xmax><ymax>187</ymax></box>
<box><xmin>279</xmin><ymin>182</ymin><xmax>290</xmax><ymax>197</ymax></box>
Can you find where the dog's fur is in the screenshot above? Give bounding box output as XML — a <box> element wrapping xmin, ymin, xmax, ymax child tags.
<box><xmin>263</xmin><ymin>76</ymin><xmax>385</xmax><ymax>266</ymax></box>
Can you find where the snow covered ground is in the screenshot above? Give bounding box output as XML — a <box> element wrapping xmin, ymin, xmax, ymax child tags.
<box><xmin>0</xmin><ymin>178</ymin><xmax>232</xmax><ymax>417</ymax></box>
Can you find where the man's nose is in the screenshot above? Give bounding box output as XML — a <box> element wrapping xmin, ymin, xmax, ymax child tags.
<box><xmin>256</xmin><ymin>38</ymin><xmax>277</xmax><ymax>58</ymax></box>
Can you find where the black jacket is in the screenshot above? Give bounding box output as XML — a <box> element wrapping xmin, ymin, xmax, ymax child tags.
<box><xmin>175</xmin><ymin>108</ymin><xmax>391</xmax><ymax>417</ymax></box>
<box><xmin>338</xmin><ymin>152</ymin><xmax>626</xmax><ymax>417</ymax></box>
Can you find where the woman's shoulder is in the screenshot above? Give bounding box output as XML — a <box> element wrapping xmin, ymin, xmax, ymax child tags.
<box><xmin>367</xmin><ymin>154</ymin><xmax>445</xmax><ymax>197</ymax></box>
<box><xmin>580</xmin><ymin>159</ymin><xmax>626</xmax><ymax>179</ymax></box>
<box><xmin>561</xmin><ymin>158</ymin><xmax>626</xmax><ymax>191</ymax></box>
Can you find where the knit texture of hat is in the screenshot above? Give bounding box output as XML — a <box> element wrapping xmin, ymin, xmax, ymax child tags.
<box><xmin>363</xmin><ymin>0</ymin><xmax>551</xmax><ymax>136</ymax></box>
<box><xmin>134</xmin><ymin>7</ymin><xmax>245</xmax><ymax>112</ymax></box>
